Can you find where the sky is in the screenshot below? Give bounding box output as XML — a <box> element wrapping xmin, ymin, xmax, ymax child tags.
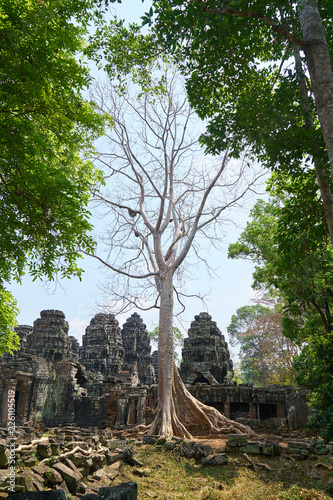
<box><xmin>8</xmin><ymin>0</ymin><xmax>267</xmax><ymax>359</ymax></box>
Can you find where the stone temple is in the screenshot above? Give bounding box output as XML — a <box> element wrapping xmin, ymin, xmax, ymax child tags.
<box><xmin>180</xmin><ymin>312</ymin><xmax>234</xmax><ymax>385</ymax></box>
<box><xmin>0</xmin><ymin>310</ymin><xmax>309</xmax><ymax>433</ymax></box>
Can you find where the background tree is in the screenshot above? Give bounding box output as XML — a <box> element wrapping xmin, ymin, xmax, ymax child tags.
<box><xmin>228</xmin><ymin>182</ymin><xmax>333</xmax><ymax>439</ymax></box>
<box><xmin>93</xmin><ymin>1</ymin><xmax>333</xmax><ymax>246</ymax></box>
<box><xmin>227</xmin><ymin>304</ymin><xmax>297</xmax><ymax>387</ymax></box>
<box><xmin>143</xmin><ymin>0</ymin><xmax>333</xmax><ymax>245</ymax></box>
<box><xmin>0</xmin><ymin>0</ymin><xmax>105</xmax><ymax>352</ymax></box>
<box><xmin>0</xmin><ymin>291</ymin><xmax>19</xmax><ymax>356</ymax></box>
<box><xmin>89</xmin><ymin>71</ymin><xmax>260</xmax><ymax>438</ymax></box>
<box><xmin>148</xmin><ymin>326</ymin><xmax>184</xmax><ymax>366</ymax></box>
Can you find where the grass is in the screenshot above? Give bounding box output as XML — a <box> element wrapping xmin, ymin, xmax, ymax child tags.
<box><xmin>110</xmin><ymin>444</ymin><xmax>333</xmax><ymax>500</ymax></box>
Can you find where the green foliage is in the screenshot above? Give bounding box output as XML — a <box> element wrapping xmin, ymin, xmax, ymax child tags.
<box><xmin>228</xmin><ymin>188</ymin><xmax>333</xmax><ymax>338</ymax></box>
<box><xmin>294</xmin><ymin>332</ymin><xmax>333</xmax><ymax>442</ymax></box>
<box><xmin>149</xmin><ymin>0</ymin><xmax>331</xmax><ymax>180</ymax></box>
<box><xmin>0</xmin><ymin>288</ymin><xmax>19</xmax><ymax>356</ymax></box>
<box><xmin>148</xmin><ymin>326</ymin><xmax>184</xmax><ymax>365</ymax></box>
<box><xmin>227</xmin><ymin>303</ymin><xmax>297</xmax><ymax>386</ymax></box>
<box><xmin>0</xmin><ymin>0</ymin><xmax>106</xmax><ymax>352</ymax></box>
<box><xmin>228</xmin><ymin>187</ymin><xmax>333</xmax><ymax>438</ymax></box>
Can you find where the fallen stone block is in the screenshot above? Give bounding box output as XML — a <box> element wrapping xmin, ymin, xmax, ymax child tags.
<box><xmin>98</xmin><ymin>482</ymin><xmax>137</xmax><ymax>500</ymax></box>
<box><xmin>121</xmin><ymin>447</ymin><xmax>142</xmax><ymax>467</ymax></box>
<box><xmin>239</xmin><ymin>443</ymin><xmax>261</xmax><ymax>455</ymax></box>
<box><xmin>201</xmin><ymin>453</ymin><xmax>228</xmax><ymax>466</ymax></box>
<box><xmin>228</xmin><ymin>434</ymin><xmax>248</xmax><ymax>445</ymax></box>
<box><xmin>179</xmin><ymin>442</ymin><xmax>194</xmax><ymax>459</ymax></box>
<box><xmin>8</xmin><ymin>490</ymin><xmax>66</xmax><ymax>500</ymax></box>
<box><xmin>43</xmin><ymin>467</ymin><xmax>63</xmax><ymax>486</ymax></box>
<box><xmin>52</xmin><ymin>461</ymin><xmax>82</xmax><ymax>494</ymax></box>
<box><xmin>37</xmin><ymin>444</ymin><xmax>52</xmax><ymax>459</ymax></box>
<box><xmin>142</xmin><ymin>436</ymin><xmax>156</xmax><ymax>445</ymax></box>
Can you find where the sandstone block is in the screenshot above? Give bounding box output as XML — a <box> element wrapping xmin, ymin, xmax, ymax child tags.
<box><xmin>7</xmin><ymin>491</ymin><xmax>66</xmax><ymax>500</ymax></box>
<box><xmin>99</xmin><ymin>482</ymin><xmax>137</xmax><ymax>500</ymax></box>
<box><xmin>52</xmin><ymin>462</ymin><xmax>82</xmax><ymax>494</ymax></box>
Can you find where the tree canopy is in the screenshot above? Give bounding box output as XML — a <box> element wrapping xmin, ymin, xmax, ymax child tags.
<box><xmin>227</xmin><ymin>303</ymin><xmax>297</xmax><ymax>387</ymax></box>
<box><xmin>0</xmin><ymin>0</ymin><xmax>105</xmax><ymax>353</ymax></box>
<box><xmin>92</xmin><ymin>0</ymin><xmax>333</xmax><ymax>244</ymax></box>
<box><xmin>228</xmin><ymin>179</ymin><xmax>333</xmax><ymax>439</ymax></box>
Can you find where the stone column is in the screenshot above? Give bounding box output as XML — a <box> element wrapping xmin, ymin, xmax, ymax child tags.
<box><xmin>1</xmin><ymin>380</ymin><xmax>16</xmax><ymax>426</ymax></box>
<box><xmin>137</xmin><ymin>395</ymin><xmax>146</xmax><ymax>425</ymax></box>
<box><xmin>115</xmin><ymin>399</ymin><xmax>127</xmax><ymax>427</ymax></box>
<box><xmin>249</xmin><ymin>403</ymin><xmax>257</xmax><ymax>420</ymax></box>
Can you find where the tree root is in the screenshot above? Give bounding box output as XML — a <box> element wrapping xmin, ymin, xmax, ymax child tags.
<box><xmin>242</xmin><ymin>452</ymin><xmax>272</xmax><ymax>471</ymax></box>
<box><xmin>148</xmin><ymin>365</ymin><xmax>256</xmax><ymax>439</ymax></box>
<box><xmin>38</xmin><ymin>446</ymin><xmax>94</xmax><ymax>466</ymax></box>
<box><xmin>16</xmin><ymin>437</ymin><xmax>50</xmax><ymax>453</ymax></box>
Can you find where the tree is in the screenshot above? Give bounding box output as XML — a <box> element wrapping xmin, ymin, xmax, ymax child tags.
<box><xmin>228</xmin><ymin>190</ymin><xmax>333</xmax><ymax>439</ymax></box>
<box><xmin>228</xmin><ymin>191</ymin><xmax>333</xmax><ymax>339</ymax></box>
<box><xmin>0</xmin><ymin>0</ymin><xmax>105</xmax><ymax>351</ymax></box>
<box><xmin>0</xmin><ymin>290</ymin><xmax>19</xmax><ymax>356</ymax></box>
<box><xmin>227</xmin><ymin>304</ymin><xmax>297</xmax><ymax>387</ymax></box>
<box><xmin>89</xmin><ymin>71</ymin><xmax>260</xmax><ymax>438</ymax></box>
<box><xmin>124</xmin><ymin>0</ymin><xmax>333</xmax><ymax>246</ymax></box>
<box><xmin>294</xmin><ymin>330</ymin><xmax>333</xmax><ymax>442</ymax></box>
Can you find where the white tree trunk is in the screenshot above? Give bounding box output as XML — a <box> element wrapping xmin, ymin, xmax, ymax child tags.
<box><xmin>156</xmin><ymin>269</ymin><xmax>175</xmax><ymax>437</ymax></box>
<box><xmin>298</xmin><ymin>0</ymin><xmax>333</xmax><ymax>180</ymax></box>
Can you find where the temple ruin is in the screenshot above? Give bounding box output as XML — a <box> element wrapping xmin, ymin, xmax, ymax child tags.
<box><xmin>0</xmin><ymin>310</ymin><xmax>309</xmax><ymax>433</ymax></box>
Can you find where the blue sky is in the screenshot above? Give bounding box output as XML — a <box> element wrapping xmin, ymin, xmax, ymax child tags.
<box><xmin>9</xmin><ymin>0</ymin><xmax>266</xmax><ymax>359</ymax></box>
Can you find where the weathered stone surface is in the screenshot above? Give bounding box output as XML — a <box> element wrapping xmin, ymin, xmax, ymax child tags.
<box><xmin>52</xmin><ymin>462</ymin><xmax>82</xmax><ymax>494</ymax></box>
<box><xmin>0</xmin><ymin>447</ymin><xmax>10</xmax><ymax>468</ymax></box>
<box><xmin>180</xmin><ymin>312</ymin><xmax>234</xmax><ymax>386</ymax></box>
<box><xmin>239</xmin><ymin>444</ymin><xmax>261</xmax><ymax>455</ymax></box>
<box><xmin>36</xmin><ymin>443</ymin><xmax>51</xmax><ymax>459</ymax></box>
<box><xmin>43</xmin><ymin>467</ymin><xmax>63</xmax><ymax>485</ymax></box>
<box><xmin>8</xmin><ymin>491</ymin><xmax>66</xmax><ymax>500</ymax></box>
<box><xmin>228</xmin><ymin>435</ymin><xmax>248</xmax><ymax>445</ymax></box>
<box><xmin>287</xmin><ymin>440</ymin><xmax>311</xmax><ymax>450</ymax></box>
<box><xmin>179</xmin><ymin>442</ymin><xmax>194</xmax><ymax>459</ymax></box>
<box><xmin>121</xmin><ymin>313</ymin><xmax>155</xmax><ymax>387</ymax></box>
<box><xmin>106</xmin><ymin>453</ymin><xmax>122</xmax><ymax>466</ymax></box>
<box><xmin>261</xmin><ymin>444</ymin><xmax>275</xmax><ymax>456</ymax></box>
<box><xmin>102</xmin><ymin>465</ymin><xmax>118</xmax><ymax>481</ymax></box>
<box><xmin>26</xmin><ymin>310</ymin><xmax>70</xmax><ymax>362</ymax></box>
<box><xmin>122</xmin><ymin>447</ymin><xmax>143</xmax><ymax>467</ymax></box>
<box><xmin>80</xmin><ymin>493</ymin><xmax>99</xmax><ymax>500</ymax></box>
<box><xmin>201</xmin><ymin>453</ymin><xmax>228</xmax><ymax>466</ymax></box>
<box><xmin>70</xmin><ymin>453</ymin><xmax>93</xmax><ymax>476</ymax></box>
<box><xmin>164</xmin><ymin>441</ymin><xmax>177</xmax><ymax>450</ymax></box>
<box><xmin>63</xmin><ymin>458</ymin><xmax>84</xmax><ymax>478</ymax></box>
<box><xmin>193</xmin><ymin>443</ymin><xmax>212</xmax><ymax>460</ymax></box>
<box><xmin>79</xmin><ymin>314</ymin><xmax>124</xmax><ymax>378</ymax></box>
<box><xmin>99</xmin><ymin>482</ymin><xmax>137</xmax><ymax>500</ymax></box>
<box><xmin>142</xmin><ymin>436</ymin><xmax>156</xmax><ymax>445</ymax></box>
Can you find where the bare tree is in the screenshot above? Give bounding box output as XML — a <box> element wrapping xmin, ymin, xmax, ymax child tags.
<box><xmin>89</xmin><ymin>71</ymin><xmax>261</xmax><ymax>438</ymax></box>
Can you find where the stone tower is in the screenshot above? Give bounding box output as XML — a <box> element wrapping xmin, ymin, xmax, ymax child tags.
<box><xmin>180</xmin><ymin>312</ymin><xmax>234</xmax><ymax>385</ymax></box>
<box><xmin>25</xmin><ymin>310</ymin><xmax>70</xmax><ymax>362</ymax></box>
<box><xmin>121</xmin><ymin>313</ymin><xmax>156</xmax><ymax>386</ymax></box>
<box><xmin>79</xmin><ymin>313</ymin><xmax>124</xmax><ymax>378</ymax></box>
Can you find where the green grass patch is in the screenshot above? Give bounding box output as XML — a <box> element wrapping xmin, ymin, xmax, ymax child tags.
<box><xmin>111</xmin><ymin>445</ymin><xmax>333</xmax><ymax>499</ymax></box>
